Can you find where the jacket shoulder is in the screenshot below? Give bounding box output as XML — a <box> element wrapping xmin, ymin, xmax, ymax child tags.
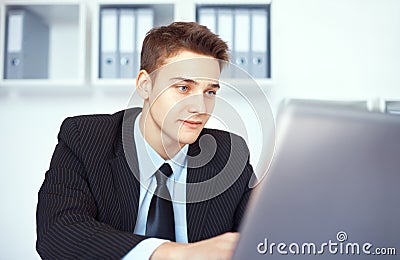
<box><xmin>57</xmin><ymin>108</ymin><xmax>140</xmax><ymax>158</ymax></box>
<box><xmin>59</xmin><ymin>110</ymin><xmax>122</xmax><ymax>141</ymax></box>
<box><xmin>202</xmin><ymin>128</ymin><xmax>248</xmax><ymax>148</ymax></box>
<box><xmin>199</xmin><ymin>128</ymin><xmax>250</xmax><ymax>165</ymax></box>
<box><xmin>61</xmin><ymin>108</ymin><xmax>141</xmax><ymax>134</ymax></box>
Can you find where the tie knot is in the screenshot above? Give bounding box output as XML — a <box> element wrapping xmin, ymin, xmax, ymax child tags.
<box><xmin>156</xmin><ymin>163</ymin><xmax>173</xmax><ymax>185</ymax></box>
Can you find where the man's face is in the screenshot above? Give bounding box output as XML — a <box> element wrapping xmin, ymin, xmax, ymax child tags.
<box><xmin>142</xmin><ymin>51</ymin><xmax>221</xmax><ymax>151</ymax></box>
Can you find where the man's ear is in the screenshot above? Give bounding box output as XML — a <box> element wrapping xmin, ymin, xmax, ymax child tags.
<box><xmin>136</xmin><ymin>70</ymin><xmax>152</xmax><ymax>100</ymax></box>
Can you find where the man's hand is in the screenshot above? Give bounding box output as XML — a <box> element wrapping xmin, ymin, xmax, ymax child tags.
<box><xmin>150</xmin><ymin>232</ymin><xmax>239</xmax><ymax>260</ymax></box>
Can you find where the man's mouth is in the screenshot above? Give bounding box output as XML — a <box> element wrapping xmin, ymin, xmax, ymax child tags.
<box><xmin>181</xmin><ymin>119</ymin><xmax>203</xmax><ymax>129</ymax></box>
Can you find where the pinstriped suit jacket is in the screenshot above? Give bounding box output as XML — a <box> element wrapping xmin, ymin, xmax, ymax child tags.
<box><xmin>36</xmin><ymin>107</ymin><xmax>254</xmax><ymax>259</ymax></box>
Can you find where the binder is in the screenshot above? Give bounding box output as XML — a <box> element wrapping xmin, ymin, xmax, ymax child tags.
<box><xmin>198</xmin><ymin>8</ymin><xmax>216</xmax><ymax>33</ymax></box>
<box><xmin>233</xmin><ymin>9</ymin><xmax>250</xmax><ymax>77</ymax></box>
<box><xmin>217</xmin><ymin>9</ymin><xmax>233</xmax><ymax>77</ymax></box>
<box><xmin>100</xmin><ymin>8</ymin><xmax>118</xmax><ymax>78</ymax></box>
<box><xmin>135</xmin><ymin>8</ymin><xmax>153</xmax><ymax>73</ymax></box>
<box><xmin>119</xmin><ymin>9</ymin><xmax>135</xmax><ymax>78</ymax></box>
<box><xmin>250</xmin><ymin>9</ymin><xmax>268</xmax><ymax>78</ymax></box>
<box><xmin>5</xmin><ymin>9</ymin><xmax>49</xmax><ymax>79</ymax></box>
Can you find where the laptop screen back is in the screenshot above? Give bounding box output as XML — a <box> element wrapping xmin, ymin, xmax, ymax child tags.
<box><xmin>233</xmin><ymin>101</ymin><xmax>400</xmax><ymax>259</ymax></box>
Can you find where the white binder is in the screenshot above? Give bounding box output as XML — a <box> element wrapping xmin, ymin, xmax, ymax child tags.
<box><xmin>5</xmin><ymin>9</ymin><xmax>49</xmax><ymax>79</ymax></box>
<box><xmin>233</xmin><ymin>9</ymin><xmax>250</xmax><ymax>77</ymax></box>
<box><xmin>119</xmin><ymin>9</ymin><xmax>135</xmax><ymax>78</ymax></box>
<box><xmin>217</xmin><ymin>9</ymin><xmax>234</xmax><ymax>77</ymax></box>
<box><xmin>250</xmin><ymin>9</ymin><xmax>268</xmax><ymax>78</ymax></box>
<box><xmin>100</xmin><ymin>8</ymin><xmax>118</xmax><ymax>78</ymax></box>
<box><xmin>135</xmin><ymin>8</ymin><xmax>153</xmax><ymax>73</ymax></box>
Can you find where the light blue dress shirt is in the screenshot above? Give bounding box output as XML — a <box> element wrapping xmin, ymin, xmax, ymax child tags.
<box><xmin>123</xmin><ymin>113</ymin><xmax>188</xmax><ymax>259</ymax></box>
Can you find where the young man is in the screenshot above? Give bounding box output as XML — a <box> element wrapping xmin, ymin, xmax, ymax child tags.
<box><xmin>36</xmin><ymin>22</ymin><xmax>254</xmax><ymax>259</ymax></box>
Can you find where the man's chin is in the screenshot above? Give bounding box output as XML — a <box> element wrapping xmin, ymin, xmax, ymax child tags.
<box><xmin>178</xmin><ymin>132</ymin><xmax>202</xmax><ymax>145</ymax></box>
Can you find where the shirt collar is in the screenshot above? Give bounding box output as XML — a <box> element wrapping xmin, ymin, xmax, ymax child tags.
<box><xmin>134</xmin><ymin>113</ymin><xmax>188</xmax><ymax>182</ymax></box>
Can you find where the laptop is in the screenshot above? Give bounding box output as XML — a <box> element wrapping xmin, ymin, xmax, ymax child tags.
<box><xmin>233</xmin><ymin>100</ymin><xmax>400</xmax><ymax>259</ymax></box>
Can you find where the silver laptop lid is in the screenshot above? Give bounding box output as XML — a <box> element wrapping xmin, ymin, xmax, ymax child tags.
<box><xmin>233</xmin><ymin>101</ymin><xmax>400</xmax><ymax>259</ymax></box>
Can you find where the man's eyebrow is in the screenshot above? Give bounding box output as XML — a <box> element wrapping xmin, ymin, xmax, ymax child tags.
<box><xmin>170</xmin><ymin>77</ymin><xmax>220</xmax><ymax>88</ymax></box>
<box><xmin>210</xmin><ymin>83</ymin><xmax>221</xmax><ymax>89</ymax></box>
<box><xmin>170</xmin><ymin>77</ymin><xmax>198</xmax><ymax>85</ymax></box>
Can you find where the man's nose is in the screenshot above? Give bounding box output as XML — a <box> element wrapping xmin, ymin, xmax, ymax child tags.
<box><xmin>187</xmin><ymin>94</ymin><xmax>207</xmax><ymax>114</ymax></box>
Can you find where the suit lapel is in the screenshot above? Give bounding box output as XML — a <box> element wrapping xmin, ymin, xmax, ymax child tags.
<box><xmin>110</xmin><ymin>108</ymin><xmax>141</xmax><ymax>233</ymax></box>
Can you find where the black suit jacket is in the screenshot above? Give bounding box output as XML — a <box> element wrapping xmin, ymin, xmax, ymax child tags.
<box><xmin>36</xmin><ymin>108</ymin><xmax>254</xmax><ymax>259</ymax></box>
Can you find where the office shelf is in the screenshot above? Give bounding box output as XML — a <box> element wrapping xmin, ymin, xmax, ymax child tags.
<box><xmin>0</xmin><ymin>0</ymin><xmax>272</xmax><ymax>89</ymax></box>
<box><xmin>0</xmin><ymin>1</ymin><xmax>86</xmax><ymax>87</ymax></box>
<box><xmin>91</xmin><ymin>1</ymin><xmax>174</xmax><ymax>84</ymax></box>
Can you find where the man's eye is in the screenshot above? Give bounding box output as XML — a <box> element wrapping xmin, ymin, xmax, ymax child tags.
<box><xmin>206</xmin><ymin>90</ymin><xmax>217</xmax><ymax>96</ymax></box>
<box><xmin>177</xmin><ymin>85</ymin><xmax>189</xmax><ymax>92</ymax></box>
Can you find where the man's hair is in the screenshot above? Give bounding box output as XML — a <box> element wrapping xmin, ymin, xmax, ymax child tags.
<box><xmin>140</xmin><ymin>22</ymin><xmax>229</xmax><ymax>73</ymax></box>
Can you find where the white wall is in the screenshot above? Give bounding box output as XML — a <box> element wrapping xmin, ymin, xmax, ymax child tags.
<box><xmin>271</xmin><ymin>0</ymin><xmax>400</xmax><ymax>103</ymax></box>
<box><xmin>1</xmin><ymin>0</ymin><xmax>400</xmax><ymax>259</ymax></box>
<box><xmin>0</xmin><ymin>89</ymin><xmax>132</xmax><ymax>259</ymax></box>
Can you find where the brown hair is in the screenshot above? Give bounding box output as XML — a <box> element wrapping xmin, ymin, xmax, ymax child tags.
<box><xmin>140</xmin><ymin>22</ymin><xmax>229</xmax><ymax>73</ymax></box>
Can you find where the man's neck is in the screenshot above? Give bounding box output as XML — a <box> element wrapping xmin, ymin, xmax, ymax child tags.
<box><xmin>138</xmin><ymin>113</ymin><xmax>183</xmax><ymax>160</ymax></box>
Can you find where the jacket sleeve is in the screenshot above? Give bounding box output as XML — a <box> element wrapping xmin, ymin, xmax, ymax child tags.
<box><xmin>36</xmin><ymin>117</ymin><xmax>145</xmax><ymax>259</ymax></box>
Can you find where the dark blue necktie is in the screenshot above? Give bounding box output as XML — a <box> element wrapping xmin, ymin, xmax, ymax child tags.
<box><xmin>146</xmin><ymin>163</ymin><xmax>175</xmax><ymax>241</ymax></box>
